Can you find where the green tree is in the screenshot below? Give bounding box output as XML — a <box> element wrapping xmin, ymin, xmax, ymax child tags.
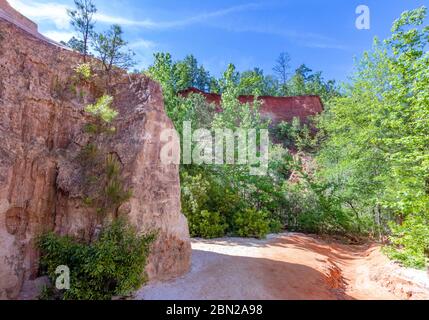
<box><xmin>67</xmin><ymin>0</ymin><xmax>97</xmax><ymax>60</ymax></box>
<box><xmin>61</xmin><ymin>36</ymin><xmax>85</xmax><ymax>53</ymax></box>
<box><xmin>273</xmin><ymin>52</ymin><xmax>291</xmax><ymax>95</ymax></box>
<box><xmin>286</xmin><ymin>64</ymin><xmax>339</xmax><ymax>101</ymax></box>
<box><xmin>239</xmin><ymin>68</ymin><xmax>279</xmax><ymax>96</ymax></box>
<box><xmin>317</xmin><ymin>6</ymin><xmax>429</xmax><ymax>267</ymax></box>
<box><xmin>214</xmin><ymin>64</ymin><xmax>266</xmax><ymax>130</ymax></box>
<box><xmin>93</xmin><ymin>25</ymin><xmax>136</xmax><ymax>75</ymax></box>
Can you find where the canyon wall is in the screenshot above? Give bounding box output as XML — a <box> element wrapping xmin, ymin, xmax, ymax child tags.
<box><xmin>0</xmin><ymin>7</ymin><xmax>191</xmax><ymax>299</ymax></box>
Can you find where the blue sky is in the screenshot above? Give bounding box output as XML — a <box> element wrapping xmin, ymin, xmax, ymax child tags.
<box><xmin>9</xmin><ymin>0</ymin><xmax>428</xmax><ymax>82</ymax></box>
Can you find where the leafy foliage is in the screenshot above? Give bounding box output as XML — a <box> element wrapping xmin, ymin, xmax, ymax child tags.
<box><xmin>74</xmin><ymin>63</ymin><xmax>92</xmax><ymax>81</ymax></box>
<box><xmin>213</xmin><ymin>64</ymin><xmax>267</xmax><ymax>130</ymax></box>
<box><xmin>67</xmin><ymin>0</ymin><xmax>97</xmax><ymax>59</ymax></box>
<box><xmin>316</xmin><ymin>6</ymin><xmax>429</xmax><ymax>267</ymax></box>
<box><xmin>62</xmin><ymin>37</ymin><xmax>85</xmax><ymax>53</ymax></box>
<box><xmin>276</xmin><ymin>117</ymin><xmax>316</xmax><ymax>152</ymax></box>
<box><xmin>92</xmin><ymin>25</ymin><xmax>136</xmax><ymax>74</ymax></box>
<box><xmin>385</xmin><ymin>215</ymin><xmax>429</xmax><ymax>268</ymax></box>
<box><xmin>38</xmin><ymin>218</ymin><xmax>154</xmax><ymax>300</ymax></box>
<box><xmin>190</xmin><ymin>210</ymin><xmax>228</xmax><ymax>239</ymax></box>
<box><xmin>233</xmin><ymin>209</ymin><xmax>270</xmax><ymax>239</ymax></box>
<box><xmin>85</xmin><ymin>95</ymin><xmax>118</xmax><ymax>124</ymax></box>
<box><xmin>273</xmin><ymin>52</ymin><xmax>291</xmax><ymax>92</ymax></box>
<box><xmin>151</xmin><ymin>58</ymin><xmax>293</xmax><ymax>239</ymax></box>
<box><xmin>145</xmin><ymin>7</ymin><xmax>428</xmax><ymax>272</ymax></box>
<box><xmin>147</xmin><ymin>53</ymin><xmax>213</xmax><ymax>94</ymax></box>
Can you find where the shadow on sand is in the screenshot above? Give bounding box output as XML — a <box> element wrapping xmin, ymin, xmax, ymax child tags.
<box><xmin>138</xmin><ymin>249</ymin><xmax>355</xmax><ymax>300</ymax></box>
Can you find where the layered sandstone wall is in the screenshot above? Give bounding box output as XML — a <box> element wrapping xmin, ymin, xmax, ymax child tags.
<box><xmin>0</xmin><ymin>11</ymin><xmax>190</xmax><ymax>299</ymax></box>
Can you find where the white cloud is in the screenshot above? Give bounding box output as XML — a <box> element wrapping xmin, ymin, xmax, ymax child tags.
<box><xmin>8</xmin><ymin>0</ymin><xmax>71</xmax><ymax>29</ymax></box>
<box><xmin>156</xmin><ymin>3</ymin><xmax>261</xmax><ymax>29</ymax></box>
<box><xmin>222</xmin><ymin>25</ymin><xmax>348</xmax><ymax>51</ymax></box>
<box><xmin>129</xmin><ymin>39</ymin><xmax>156</xmax><ymax>49</ymax></box>
<box><xmin>42</xmin><ymin>30</ymin><xmax>75</xmax><ymax>42</ymax></box>
<box><xmin>301</xmin><ymin>42</ymin><xmax>348</xmax><ymax>50</ymax></box>
<box><xmin>8</xmin><ymin>1</ymin><xmax>260</xmax><ymax>30</ymax></box>
<box><xmin>94</xmin><ymin>3</ymin><xmax>261</xmax><ymax>29</ymax></box>
<box><xmin>10</xmin><ymin>1</ymin><xmax>343</xmax><ymax>50</ymax></box>
<box><xmin>94</xmin><ymin>13</ymin><xmax>158</xmax><ymax>28</ymax></box>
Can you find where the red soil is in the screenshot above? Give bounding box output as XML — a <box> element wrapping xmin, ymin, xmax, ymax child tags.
<box><xmin>137</xmin><ymin>233</ymin><xmax>429</xmax><ymax>300</ymax></box>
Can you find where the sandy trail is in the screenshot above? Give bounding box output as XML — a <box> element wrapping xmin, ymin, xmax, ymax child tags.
<box><xmin>136</xmin><ymin>233</ymin><xmax>429</xmax><ymax>300</ymax></box>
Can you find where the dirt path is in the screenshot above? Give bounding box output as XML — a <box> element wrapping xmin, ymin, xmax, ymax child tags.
<box><xmin>136</xmin><ymin>233</ymin><xmax>429</xmax><ymax>300</ymax></box>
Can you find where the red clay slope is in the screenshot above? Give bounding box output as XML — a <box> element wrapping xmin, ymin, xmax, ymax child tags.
<box><xmin>179</xmin><ymin>87</ymin><xmax>324</xmax><ymax>125</ymax></box>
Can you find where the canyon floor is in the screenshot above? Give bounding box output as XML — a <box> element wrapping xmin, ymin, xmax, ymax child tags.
<box><xmin>136</xmin><ymin>233</ymin><xmax>429</xmax><ymax>300</ymax></box>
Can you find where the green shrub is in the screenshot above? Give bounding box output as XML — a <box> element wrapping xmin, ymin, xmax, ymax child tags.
<box><xmin>84</xmin><ymin>123</ymin><xmax>99</xmax><ymax>134</ymax></box>
<box><xmin>38</xmin><ymin>218</ymin><xmax>154</xmax><ymax>300</ymax></box>
<box><xmin>85</xmin><ymin>95</ymin><xmax>118</xmax><ymax>124</ymax></box>
<box><xmin>233</xmin><ymin>209</ymin><xmax>270</xmax><ymax>239</ymax></box>
<box><xmin>79</xmin><ymin>143</ymin><xmax>98</xmax><ymax>162</ymax></box>
<box><xmin>180</xmin><ymin>168</ymin><xmax>289</xmax><ymax>239</ymax></box>
<box><xmin>276</xmin><ymin>118</ymin><xmax>315</xmax><ymax>152</ymax></box>
<box><xmin>268</xmin><ymin>219</ymin><xmax>283</xmax><ymax>233</ymax></box>
<box><xmin>188</xmin><ymin>210</ymin><xmax>228</xmax><ymax>239</ymax></box>
<box><xmin>106</xmin><ymin>154</ymin><xmax>121</xmax><ymax>179</ymax></box>
<box><xmin>385</xmin><ymin>215</ymin><xmax>429</xmax><ymax>269</ymax></box>
<box><xmin>180</xmin><ymin>172</ymin><xmax>210</xmax><ymax>215</ymax></box>
<box><xmin>74</xmin><ymin>63</ymin><xmax>92</xmax><ymax>81</ymax></box>
<box><xmin>276</xmin><ymin>120</ymin><xmax>298</xmax><ymax>148</ymax></box>
<box><xmin>104</xmin><ymin>179</ymin><xmax>133</xmax><ymax>208</ymax></box>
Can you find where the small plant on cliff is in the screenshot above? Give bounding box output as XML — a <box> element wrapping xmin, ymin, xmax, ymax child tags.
<box><xmin>101</xmin><ymin>154</ymin><xmax>133</xmax><ymax>213</ymax></box>
<box><xmin>85</xmin><ymin>95</ymin><xmax>118</xmax><ymax>124</ymax></box>
<box><xmin>74</xmin><ymin>63</ymin><xmax>92</xmax><ymax>81</ymax></box>
<box><xmin>84</xmin><ymin>94</ymin><xmax>118</xmax><ymax>135</ymax></box>
<box><xmin>38</xmin><ymin>218</ymin><xmax>155</xmax><ymax>300</ymax></box>
<box><xmin>81</xmin><ymin>96</ymin><xmax>132</xmax><ymax>218</ymax></box>
<box><xmin>79</xmin><ymin>143</ymin><xmax>98</xmax><ymax>162</ymax></box>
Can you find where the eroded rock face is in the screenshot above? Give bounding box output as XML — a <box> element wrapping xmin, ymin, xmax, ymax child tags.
<box><xmin>179</xmin><ymin>87</ymin><xmax>324</xmax><ymax>126</ymax></box>
<box><xmin>0</xmin><ymin>15</ymin><xmax>190</xmax><ymax>299</ymax></box>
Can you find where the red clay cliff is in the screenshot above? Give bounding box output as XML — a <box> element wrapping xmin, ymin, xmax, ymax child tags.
<box><xmin>179</xmin><ymin>87</ymin><xmax>324</xmax><ymax>126</ymax></box>
<box><xmin>0</xmin><ymin>1</ymin><xmax>191</xmax><ymax>299</ymax></box>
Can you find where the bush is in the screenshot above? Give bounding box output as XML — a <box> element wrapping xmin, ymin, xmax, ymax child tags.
<box><xmin>85</xmin><ymin>95</ymin><xmax>118</xmax><ymax>124</ymax></box>
<box><xmin>233</xmin><ymin>209</ymin><xmax>270</xmax><ymax>239</ymax></box>
<box><xmin>188</xmin><ymin>210</ymin><xmax>228</xmax><ymax>239</ymax></box>
<box><xmin>268</xmin><ymin>219</ymin><xmax>283</xmax><ymax>233</ymax></box>
<box><xmin>276</xmin><ymin>120</ymin><xmax>298</xmax><ymax>148</ymax></box>
<box><xmin>385</xmin><ymin>215</ymin><xmax>429</xmax><ymax>269</ymax></box>
<box><xmin>180</xmin><ymin>168</ymin><xmax>288</xmax><ymax>239</ymax></box>
<box><xmin>276</xmin><ymin>118</ymin><xmax>315</xmax><ymax>152</ymax></box>
<box><xmin>38</xmin><ymin>218</ymin><xmax>155</xmax><ymax>300</ymax></box>
<box><xmin>74</xmin><ymin>63</ymin><xmax>92</xmax><ymax>81</ymax></box>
